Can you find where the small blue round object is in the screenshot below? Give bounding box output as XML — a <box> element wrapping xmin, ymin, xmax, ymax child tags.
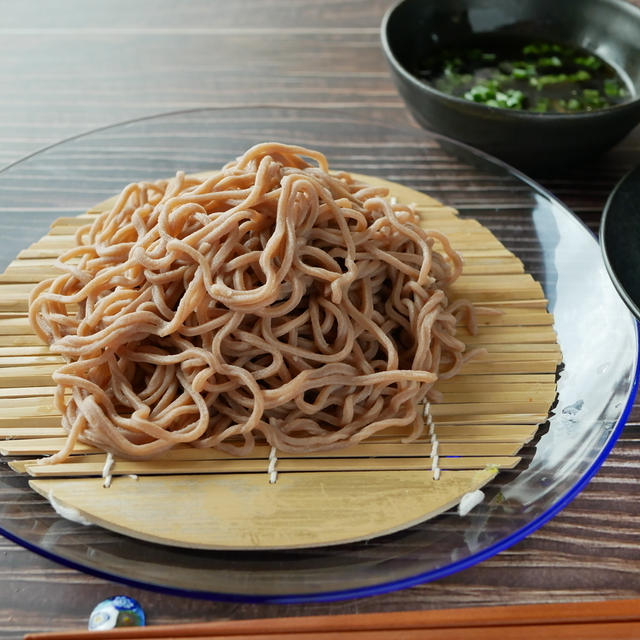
<box><xmin>88</xmin><ymin>596</ymin><xmax>146</xmax><ymax>630</ymax></box>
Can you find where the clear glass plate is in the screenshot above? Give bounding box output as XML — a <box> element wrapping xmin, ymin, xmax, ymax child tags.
<box><xmin>0</xmin><ymin>107</ymin><xmax>636</xmax><ymax>603</ymax></box>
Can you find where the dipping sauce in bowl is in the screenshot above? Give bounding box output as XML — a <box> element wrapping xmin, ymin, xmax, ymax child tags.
<box><xmin>380</xmin><ymin>0</ymin><xmax>640</xmax><ymax>169</ymax></box>
<box><xmin>415</xmin><ymin>36</ymin><xmax>630</xmax><ymax>113</ymax></box>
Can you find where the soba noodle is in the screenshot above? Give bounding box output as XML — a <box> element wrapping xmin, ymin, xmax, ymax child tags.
<box><xmin>29</xmin><ymin>143</ymin><xmax>478</xmax><ymax>463</ymax></box>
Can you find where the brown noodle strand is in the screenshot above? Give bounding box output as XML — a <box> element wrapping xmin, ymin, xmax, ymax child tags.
<box><xmin>29</xmin><ymin>142</ymin><xmax>479</xmax><ymax>463</ymax></box>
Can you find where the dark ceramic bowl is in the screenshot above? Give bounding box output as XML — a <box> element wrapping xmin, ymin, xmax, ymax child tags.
<box><xmin>600</xmin><ymin>163</ymin><xmax>640</xmax><ymax>320</ymax></box>
<box><xmin>381</xmin><ymin>0</ymin><xmax>640</xmax><ymax>169</ymax></box>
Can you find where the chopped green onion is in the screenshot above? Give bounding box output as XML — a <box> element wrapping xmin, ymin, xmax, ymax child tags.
<box><xmin>532</xmin><ymin>97</ymin><xmax>551</xmax><ymax>112</ymax></box>
<box><xmin>418</xmin><ymin>38</ymin><xmax>628</xmax><ymax>113</ymax></box>
<box><xmin>574</xmin><ymin>70</ymin><xmax>591</xmax><ymax>82</ymax></box>
<box><xmin>537</xmin><ymin>56</ymin><xmax>562</xmax><ymax>67</ymax></box>
<box><xmin>575</xmin><ymin>55</ymin><xmax>602</xmax><ymax>70</ymax></box>
<box><xmin>522</xmin><ymin>44</ymin><xmax>540</xmax><ymax>55</ymax></box>
<box><xmin>464</xmin><ymin>84</ymin><xmax>494</xmax><ymax>101</ymax></box>
<box><xmin>604</xmin><ymin>77</ymin><xmax>626</xmax><ymax>97</ymax></box>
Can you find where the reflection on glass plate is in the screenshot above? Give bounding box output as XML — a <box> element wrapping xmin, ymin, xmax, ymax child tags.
<box><xmin>0</xmin><ymin>108</ymin><xmax>636</xmax><ymax>603</ymax></box>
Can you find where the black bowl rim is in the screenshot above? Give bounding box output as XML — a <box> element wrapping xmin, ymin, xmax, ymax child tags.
<box><xmin>600</xmin><ymin>164</ymin><xmax>640</xmax><ymax>321</ymax></box>
<box><xmin>380</xmin><ymin>0</ymin><xmax>640</xmax><ymax>120</ymax></box>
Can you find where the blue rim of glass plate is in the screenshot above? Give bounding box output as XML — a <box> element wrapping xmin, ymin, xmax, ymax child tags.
<box><xmin>0</xmin><ymin>106</ymin><xmax>638</xmax><ymax>604</ymax></box>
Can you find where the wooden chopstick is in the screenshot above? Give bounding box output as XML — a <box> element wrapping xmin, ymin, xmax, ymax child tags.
<box><xmin>23</xmin><ymin>598</ymin><xmax>640</xmax><ymax>640</ymax></box>
<box><xmin>64</xmin><ymin>624</ymin><xmax>640</xmax><ymax>640</ymax></box>
<box><xmin>33</xmin><ymin>624</ymin><xmax>639</xmax><ymax>640</ymax></box>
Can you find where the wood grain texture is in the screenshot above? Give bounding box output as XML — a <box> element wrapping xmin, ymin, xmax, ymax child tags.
<box><xmin>0</xmin><ymin>0</ymin><xmax>639</xmax><ymax>637</ymax></box>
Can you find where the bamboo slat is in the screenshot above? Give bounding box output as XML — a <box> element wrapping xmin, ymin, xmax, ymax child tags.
<box><xmin>1</xmin><ymin>438</ymin><xmax>523</xmax><ymax>458</ymax></box>
<box><xmin>0</xmin><ymin>258</ymin><xmax>525</xmax><ymax>282</ymax></box>
<box><xmin>24</xmin><ymin>456</ymin><xmax>520</xmax><ymax>478</ymax></box>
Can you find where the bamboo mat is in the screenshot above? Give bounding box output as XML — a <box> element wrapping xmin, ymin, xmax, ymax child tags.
<box><xmin>0</xmin><ymin>174</ymin><xmax>561</xmax><ymax>549</ymax></box>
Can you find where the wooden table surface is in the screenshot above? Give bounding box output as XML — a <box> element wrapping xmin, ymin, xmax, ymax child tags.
<box><xmin>0</xmin><ymin>1</ymin><xmax>639</xmax><ymax>637</ymax></box>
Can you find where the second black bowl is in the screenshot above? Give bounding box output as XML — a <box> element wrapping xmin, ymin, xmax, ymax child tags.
<box><xmin>381</xmin><ymin>0</ymin><xmax>640</xmax><ymax>169</ymax></box>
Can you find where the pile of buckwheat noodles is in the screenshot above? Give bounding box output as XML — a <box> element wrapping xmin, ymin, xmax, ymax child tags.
<box><xmin>29</xmin><ymin>142</ymin><xmax>479</xmax><ymax>463</ymax></box>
